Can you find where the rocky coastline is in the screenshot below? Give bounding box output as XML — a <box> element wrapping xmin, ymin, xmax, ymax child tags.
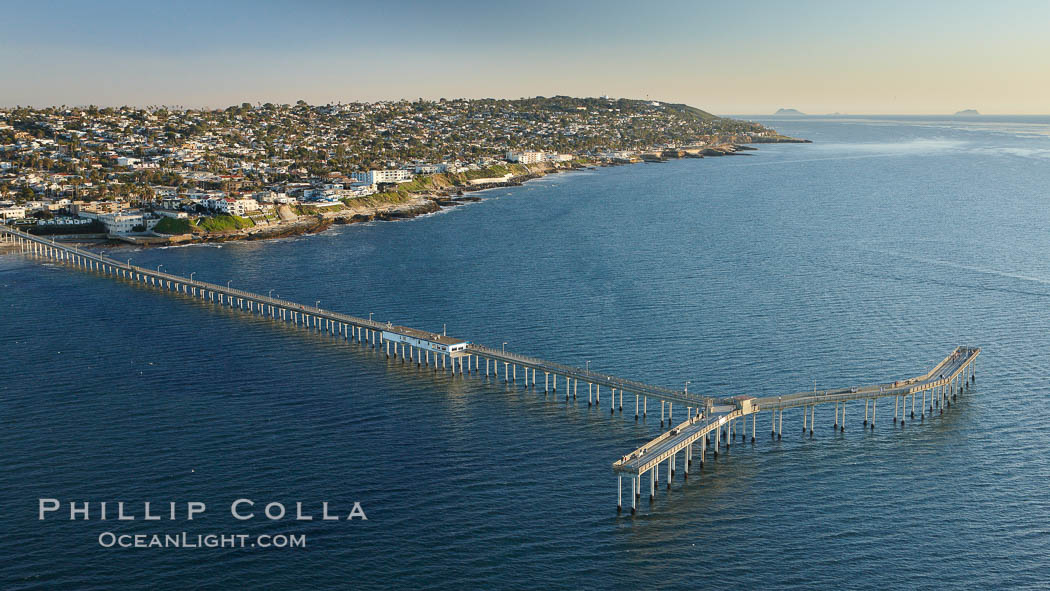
<box><xmin>53</xmin><ymin>138</ymin><xmax>806</xmax><ymax>249</ymax></box>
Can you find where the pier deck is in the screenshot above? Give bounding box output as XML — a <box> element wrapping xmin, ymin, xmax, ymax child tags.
<box><xmin>2</xmin><ymin>227</ymin><xmax>983</xmax><ymax>515</ymax></box>
<box><xmin>613</xmin><ymin>346</ymin><xmax>980</xmax><ymax>478</ymax></box>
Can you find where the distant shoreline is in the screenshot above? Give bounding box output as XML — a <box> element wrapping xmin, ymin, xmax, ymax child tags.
<box><xmin>19</xmin><ymin>138</ymin><xmax>808</xmax><ymax>251</ymax></box>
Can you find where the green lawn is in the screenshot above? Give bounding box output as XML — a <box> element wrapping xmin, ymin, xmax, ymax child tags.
<box><xmin>195</xmin><ymin>214</ymin><xmax>254</xmax><ymax>232</ymax></box>
<box><xmin>152</xmin><ymin>217</ymin><xmax>194</xmax><ymax>234</ymax></box>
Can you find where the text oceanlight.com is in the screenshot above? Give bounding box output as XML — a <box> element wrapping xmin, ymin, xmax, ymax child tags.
<box><xmin>37</xmin><ymin>498</ymin><xmax>366</xmax><ymax>549</ymax></box>
<box><xmin>98</xmin><ymin>532</ymin><xmax>306</xmax><ymax>549</ymax></box>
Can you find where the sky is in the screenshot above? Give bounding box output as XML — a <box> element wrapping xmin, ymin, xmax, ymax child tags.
<box><xmin>2</xmin><ymin>0</ymin><xmax>1048</xmax><ymax>114</ymax></box>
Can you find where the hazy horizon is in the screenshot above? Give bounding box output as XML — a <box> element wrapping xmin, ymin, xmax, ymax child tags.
<box><xmin>3</xmin><ymin>99</ymin><xmax>1045</xmax><ymax>119</ymax></box>
<box><xmin>3</xmin><ymin>0</ymin><xmax>1048</xmax><ymax>115</ymax></box>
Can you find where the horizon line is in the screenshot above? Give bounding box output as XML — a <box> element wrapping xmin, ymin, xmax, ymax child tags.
<box><xmin>1</xmin><ymin>100</ymin><xmax>1046</xmax><ymax>119</ymax></box>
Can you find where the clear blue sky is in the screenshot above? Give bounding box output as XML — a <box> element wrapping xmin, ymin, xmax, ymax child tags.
<box><xmin>3</xmin><ymin>0</ymin><xmax>1047</xmax><ymax>114</ymax></box>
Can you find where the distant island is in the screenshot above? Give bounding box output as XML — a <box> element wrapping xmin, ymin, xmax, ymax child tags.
<box><xmin>954</xmin><ymin>109</ymin><xmax>980</xmax><ymax>116</ymax></box>
<box><xmin>775</xmin><ymin>108</ymin><xmax>805</xmax><ymax>115</ymax></box>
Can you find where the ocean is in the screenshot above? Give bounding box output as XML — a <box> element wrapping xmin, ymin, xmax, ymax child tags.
<box><xmin>3</xmin><ymin>115</ymin><xmax>1050</xmax><ymax>589</ymax></box>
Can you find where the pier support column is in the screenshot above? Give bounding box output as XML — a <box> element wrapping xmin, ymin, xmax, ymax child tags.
<box><xmin>669</xmin><ymin>402</ymin><xmax>673</xmax><ymax>425</ymax></box>
<box><xmin>596</xmin><ymin>384</ymin><xmax>600</xmax><ymax>404</ymax></box>
<box><xmin>574</xmin><ymin>379</ymin><xmax>577</xmax><ymax>400</ymax></box>
<box><xmin>650</xmin><ymin>470</ymin><xmax>656</xmax><ymax>501</ymax></box>
<box><xmin>871</xmin><ymin>398</ymin><xmax>876</xmax><ymax>429</ymax></box>
<box><xmin>810</xmin><ymin>405</ymin><xmax>815</xmax><ymax>436</ymax></box>
<box><xmin>901</xmin><ymin>395</ymin><xmax>907</xmax><ymax>426</ymax></box>
<box><xmin>611</xmin><ymin>388</ymin><xmax>615</xmax><ymax>415</ymax></box>
<box><xmin>544</xmin><ymin>372</ymin><xmax>549</xmax><ymax>393</ymax></box>
<box><xmin>841</xmin><ymin>404</ymin><xmax>846</xmax><ymax>431</ymax></box>
<box><xmin>635</xmin><ymin>394</ymin><xmax>639</xmax><ymax>419</ymax></box>
<box><xmin>864</xmin><ymin>400</ymin><xmax>869</xmax><ymax>426</ymax></box>
<box><xmin>631</xmin><ymin>477</ymin><xmax>637</xmax><ymax>514</ymax></box>
<box><xmin>618</xmin><ymin>388</ymin><xmax>623</xmax><ymax>412</ymax></box>
<box><xmin>911</xmin><ymin>391</ymin><xmax>916</xmax><ymax>419</ymax></box>
<box><xmin>834</xmin><ymin>401</ymin><xmax>839</xmax><ymax>429</ymax></box>
<box><xmin>752</xmin><ymin>412</ymin><xmax>756</xmax><ymax>443</ymax></box>
<box><xmin>894</xmin><ymin>396</ymin><xmax>899</xmax><ymax>423</ymax></box>
<box><xmin>661</xmin><ymin>400</ymin><xmax>665</xmax><ymax>428</ymax></box>
<box><xmin>803</xmin><ymin>405</ymin><xmax>808</xmax><ymax>433</ymax></box>
<box><xmin>778</xmin><ymin>410</ymin><xmax>783</xmax><ymax>440</ymax></box>
<box><xmin>617</xmin><ymin>476</ymin><xmax>622</xmax><ymax>513</ymax></box>
<box><xmin>643</xmin><ymin>397</ymin><xmax>647</xmax><ymax>417</ymax></box>
<box><xmin>588</xmin><ymin>383</ymin><xmax>593</xmax><ymax>406</ymax></box>
<box><xmin>714</xmin><ymin>426</ymin><xmax>720</xmax><ymax>456</ymax></box>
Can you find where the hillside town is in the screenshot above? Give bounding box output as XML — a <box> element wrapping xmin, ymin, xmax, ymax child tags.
<box><xmin>0</xmin><ymin>96</ymin><xmax>793</xmax><ymax>241</ymax></box>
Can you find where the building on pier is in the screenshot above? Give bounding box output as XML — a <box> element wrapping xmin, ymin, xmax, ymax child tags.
<box><xmin>381</xmin><ymin>327</ymin><xmax>469</xmax><ymax>357</ymax></box>
<box><xmin>731</xmin><ymin>395</ymin><xmax>757</xmax><ymax>413</ymax></box>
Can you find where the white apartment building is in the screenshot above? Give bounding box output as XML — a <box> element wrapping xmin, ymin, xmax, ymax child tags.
<box><xmin>350</xmin><ymin>170</ymin><xmax>414</xmax><ymax>185</ymax></box>
<box><xmin>506</xmin><ymin>151</ymin><xmax>545</xmax><ymax>164</ymax></box>
<box><xmin>217</xmin><ymin>198</ymin><xmax>260</xmax><ymax>216</ymax></box>
<box><xmin>200</xmin><ymin>195</ymin><xmax>258</xmax><ymax>216</ymax></box>
<box><xmin>98</xmin><ymin>211</ymin><xmax>144</xmax><ymax>234</ymax></box>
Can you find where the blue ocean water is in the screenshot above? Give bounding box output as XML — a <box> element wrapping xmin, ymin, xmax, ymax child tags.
<box><xmin>3</xmin><ymin>115</ymin><xmax>1050</xmax><ymax>589</ymax></box>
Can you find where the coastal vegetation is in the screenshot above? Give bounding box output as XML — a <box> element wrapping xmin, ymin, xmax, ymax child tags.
<box><xmin>153</xmin><ymin>217</ymin><xmax>194</xmax><ymax>234</ymax></box>
<box><xmin>193</xmin><ymin>214</ymin><xmax>253</xmax><ymax>233</ymax></box>
<box><xmin>153</xmin><ymin>215</ymin><xmax>253</xmax><ymax>234</ymax></box>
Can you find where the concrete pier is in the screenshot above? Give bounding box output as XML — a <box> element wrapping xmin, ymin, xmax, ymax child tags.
<box><xmin>2</xmin><ymin>226</ymin><xmax>983</xmax><ymax>518</ymax></box>
<box><xmin>613</xmin><ymin>346</ymin><xmax>981</xmax><ymax>513</ymax></box>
